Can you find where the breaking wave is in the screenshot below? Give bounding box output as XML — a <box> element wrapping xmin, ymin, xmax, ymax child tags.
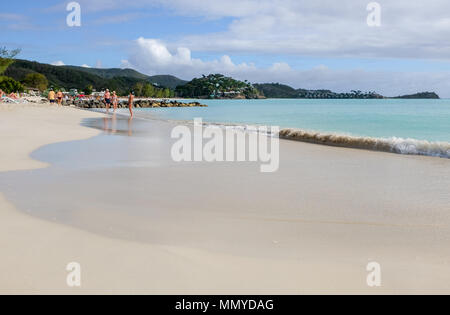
<box><xmin>188</xmin><ymin>121</ymin><xmax>450</xmax><ymax>159</ymax></box>
<box><xmin>279</xmin><ymin>128</ymin><xmax>450</xmax><ymax>158</ymax></box>
<box><xmin>115</xmin><ymin>109</ymin><xmax>450</xmax><ymax>159</ymax></box>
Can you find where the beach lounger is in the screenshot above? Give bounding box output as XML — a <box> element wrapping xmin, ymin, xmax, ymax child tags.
<box><xmin>2</xmin><ymin>97</ymin><xmax>22</xmax><ymax>104</ymax></box>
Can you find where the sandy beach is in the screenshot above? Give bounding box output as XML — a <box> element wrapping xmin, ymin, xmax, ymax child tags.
<box><xmin>1</xmin><ymin>102</ymin><xmax>450</xmax><ymax>294</ymax></box>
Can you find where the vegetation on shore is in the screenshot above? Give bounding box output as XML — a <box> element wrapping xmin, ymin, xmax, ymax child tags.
<box><xmin>0</xmin><ymin>47</ymin><xmax>21</xmax><ymax>74</ymax></box>
<box><xmin>64</xmin><ymin>66</ymin><xmax>187</xmax><ymax>89</ymax></box>
<box><xmin>1</xmin><ymin>49</ymin><xmax>441</xmax><ymax>100</ymax></box>
<box><xmin>22</xmin><ymin>73</ymin><xmax>48</xmax><ymax>91</ymax></box>
<box><xmin>254</xmin><ymin>83</ymin><xmax>440</xmax><ymax>99</ymax></box>
<box><xmin>393</xmin><ymin>92</ymin><xmax>440</xmax><ymax>99</ymax></box>
<box><xmin>253</xmin><ymin>83</ymin><xmax>298</xmax><ymax>98</ymax></box>
<box><xmin>254</xmin><ymin>83</ymin><xmax>384</xmax><ymax>99</ymax></box>
<box><xmin>5</xmin><ymin>59</ymin><xmax>176</xmax><ymax>96</ymax></box>
<box><xmin>176</xmin><ymin>74</ymin><xmax>262</xmax><ymax>99</ymax></box>
<box><xmin>0</xmin><ymin>76</ymin><xmax>24</xmax><ymax>94</ymax></box>
<box><xmin>0</xmin><ymin>47</ymin><xmax>24</xmax><ymax>93</ymax></box>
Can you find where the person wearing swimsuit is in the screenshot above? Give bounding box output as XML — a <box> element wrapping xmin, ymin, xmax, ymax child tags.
<box><xmin>112</xmin><ymin>91</ymin><xmax>118</xmax><ymax>112</ymax></box>
<box><xmin>128</xmin><ymin>92</ymin><xmax>134</xmax><ymax>118</ymax></box>
<box><xmin>56</xmin><ymin>90</ymin><xmax>63</xmax><ymax>106</ymax></box>
<box><xmin>104</xmin><ymin>89</ymin><xmax>111</xmax><ymax>112</ymax></box>
<box><xmin>48</xmin><ymin>89</ymin><xmax>56</xmax><ymax>104</ymax></box>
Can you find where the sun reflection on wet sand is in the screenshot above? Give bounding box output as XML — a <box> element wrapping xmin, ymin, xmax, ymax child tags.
<box><xmin>101</xmin><ymin>114</ymin><xmax>133</xmax><ymax>136</ymax></box>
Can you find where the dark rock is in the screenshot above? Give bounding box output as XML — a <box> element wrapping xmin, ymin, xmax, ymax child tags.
<box><xmin>72</xmin><ymin>99</ymin><xmax>207</xmax><ymax>109</ymax></box>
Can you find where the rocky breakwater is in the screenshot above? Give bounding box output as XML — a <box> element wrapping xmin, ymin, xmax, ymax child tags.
<box><xmin>69</xmin><ymin>99</ymin><xmax>207</xmax><ymax>109</ymax></box>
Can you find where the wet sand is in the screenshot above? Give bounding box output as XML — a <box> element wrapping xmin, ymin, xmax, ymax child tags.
<box><xmin>1</xmin><ymin>104</ymin><xmax>450</xmax><ymax>294</ymax></box>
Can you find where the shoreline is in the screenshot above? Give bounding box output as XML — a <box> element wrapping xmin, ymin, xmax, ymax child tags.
<box><xmin>1</xmin><ymin>103</ymin><xmax>450</xmax><ymax>294</ymax></box>
<box><xmin>17</xmin><ymin>97</ymin><xmax>450</xmax><ymax>161</ymax></box>
<box><xmin>102</xmin><ymin>106</ymin><xmax>450</xmax><ymax>160</ymax></box>
<box><xmin>0</xmin><ymin>103</ymin><xmax>309</xmax><ymax>294</ymax></box>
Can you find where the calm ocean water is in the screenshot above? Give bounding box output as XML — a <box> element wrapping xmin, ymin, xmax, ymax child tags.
<box><xmin>131</xmin><ymin>99</ymin><xmax>450</xmax><ymax>157</ymax></box>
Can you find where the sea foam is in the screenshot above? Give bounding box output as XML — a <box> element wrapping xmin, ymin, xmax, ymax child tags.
<box><xmin>183</xmin><ymin>121</ymin><xmax>450</xmax><ymax>158</ymax></box>
<box><xmin>279</xmin><ymin>128</ymin><xmax>450</xmax><ymax>158</ymax></box>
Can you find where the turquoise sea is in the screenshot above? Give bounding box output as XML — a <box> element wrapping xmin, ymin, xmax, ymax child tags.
<box><xmin>133</xmin><ymin>99</ymin><xmax>450</xmax><ymax>158</ymax></box>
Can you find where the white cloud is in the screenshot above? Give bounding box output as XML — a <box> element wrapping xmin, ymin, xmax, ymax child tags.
<box><xmin>63</xmin><ymin>0</ymin><xmax>450</xmax><ymax>96</ymax></box>
<box><xmin>125</xmin><ymin>37</ymin><xmax>450</xmax><ymax>97</ymax></box>
<box><xmin>0</xmin><ymin>13</ymin><xmax>24</xmax><ymax>20</ymax></box>
<box><xmin>174</xmin><ymin>0</ymin><xmax>450</xmax><ymax>60</ymax></box>
<box><xmin>92</xmin><ymin>13</ymin><xmax>145</xmax><ymax>25</ymax></box>
<box><xmin>0</xmin><ymin>13</ymin><xmax>34</xmax><ymax>30</ymax></box>
<box><xmin>80</xmin><ymin>0</ymin><xmax>450</xmax><ymax>59</ymax></box>
<box><xmin>125</xmin><ymin>37</ymin><xmax>258</xmax><ymax>78</ymax></box>
<box><xmin>81</xmin><ymin>64</ymin><xmax>91</xmax><ymax>68</ymax></box>
<box><xmin>51</xmin><ymin>61</ymin><xmax>65</xmax><ymax>66</ymax></box>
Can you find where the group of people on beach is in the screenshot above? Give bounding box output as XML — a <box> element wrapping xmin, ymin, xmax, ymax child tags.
<box><xmin>46</xmin><ymin>88</ymin><xmax>135</xmax><ymax>118</ymax></box>
<box><xmin>103</xmin><ymin>89</ymin><xmax>134</xmax><ymax>118</ymax></box>
<box><xmin>47</xmin><ymin>89</ymin><xmax>64</xmax><ymax>106</ymax></box>
<box><xmin>0</xmin><ymin>89</ymin><xmax>20</xmax><ymax>102</ymax></box>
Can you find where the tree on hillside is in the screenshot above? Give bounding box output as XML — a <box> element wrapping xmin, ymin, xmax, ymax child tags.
<box><xmin>142</xmin><ymin>83</ymin><xmax>155</xmax><ymax>97</ymax></box>
<box><xmin>175</xmin><ymin>74</ymin><xmax>259</xmax><ymax>98</ymax></box>
<box><xmin>132</xmin><ymin>82</ymin><xmax>143</xmax><ymax>97</ymax></box>
<box><xmin>0</xmin><ymin>47</ymin><xmax>21</xmax><ymax>75</ymax></box>
<box><xmin>5</xmin><ymin>58</ymin><xmax>178</xmax><ymax>97</ymax></box>
<box><xmin>22</xmin><ymin>73</ymin><xmax>48</xmax><ymax>91</ymax></box>
<box><xmin>163</xmin><ymin>88</ymin><xmax>172</xmax><ymax>98</ymax></box>
<box><xmin>0</xmin><ymin>76</ymin><xmax>24</xmax><ymax>93</ymax></box>
<box><xmin>84</xmin><ymin>85</ymin><xmax>93</xmax><ymax>95</ymax></box>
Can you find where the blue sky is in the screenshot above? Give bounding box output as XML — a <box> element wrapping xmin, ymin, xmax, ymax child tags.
<box><xmin>3</xmin><ymin>0</ymin><xmax>450</xmax><ymax>96</ymax></box>
<box><xmin>2</xmin><ymin>1</ymin><xmax>234</xmax><ymax>68</ymax></box>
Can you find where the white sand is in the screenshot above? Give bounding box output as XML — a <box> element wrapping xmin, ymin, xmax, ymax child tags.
<box><xmin>1</xmin><ymin>103</ymin><xmax>449</xmax><ymax>294</ymax></box>
<box><xmin>0</xmin><ymin>104</ymin><xmax>328</xmax><ymax>294</ymax></box>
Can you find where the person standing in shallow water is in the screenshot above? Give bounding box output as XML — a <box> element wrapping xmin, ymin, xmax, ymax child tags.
<box><xmin>104</xmin><ymin>89</ymin><xmax>111</xmax><ymax>112</ymax></box>
<box><xmin>112</xmin><ymin>91</ymin><xmax>118</xmax><ymax>112</ymax></box>
<box><xmin>128</xmin><ymin>92</ymin><xmax>134</xmax><ymax>118</ymax></box>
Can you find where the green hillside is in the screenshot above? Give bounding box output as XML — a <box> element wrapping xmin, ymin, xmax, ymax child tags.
<box><xmin>176</xmin><ymin>74</ymin><xmax>260</xmax><ymax>99</ymax></box>
<box><xmin>7</xmin><ymin>59</ymin><xmax>107</xmax><ymax>89</ymax></box>
<box><xmin>66</xmin><ymin>66</ymin><xmax>187</xmax><ymax>89</ymax></box>
<box><xmin>5</xmin><ymin>59</ymin><xmax>438</xmax><ymax>99</ymax></box>
<box><xmin>255</xmin><ymin>83</ymin><xmax>385</xmax><ymax>99</ymax></box>
<box><xmin>5</xmin><ymin>59</ymin><xmax>175</xmax><ymax>96</ymax></box>
<box><xmin>253</xmin><ymin>83</ymin><xmax>298</xmax><ymax>98</ymax></box>
<box><xmin>65</xmin><ymin>66</ymin><xmax>149</xmax><ymax>80</ymax></box>
<box><xmin>393</xmin><ymin>92</ymin><xmax>440</xmax><ymax>99</ymax></box>
<box><xmin>148</xmin><ymin>75</ymin><xmax>187</xmax><ymax>89</ymax></box>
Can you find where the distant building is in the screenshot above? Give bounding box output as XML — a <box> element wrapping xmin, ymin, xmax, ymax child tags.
<box><xmin>25</xmin><ymin>87</ymin><xmax>40</xmax><ymax>96</ymax></box>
